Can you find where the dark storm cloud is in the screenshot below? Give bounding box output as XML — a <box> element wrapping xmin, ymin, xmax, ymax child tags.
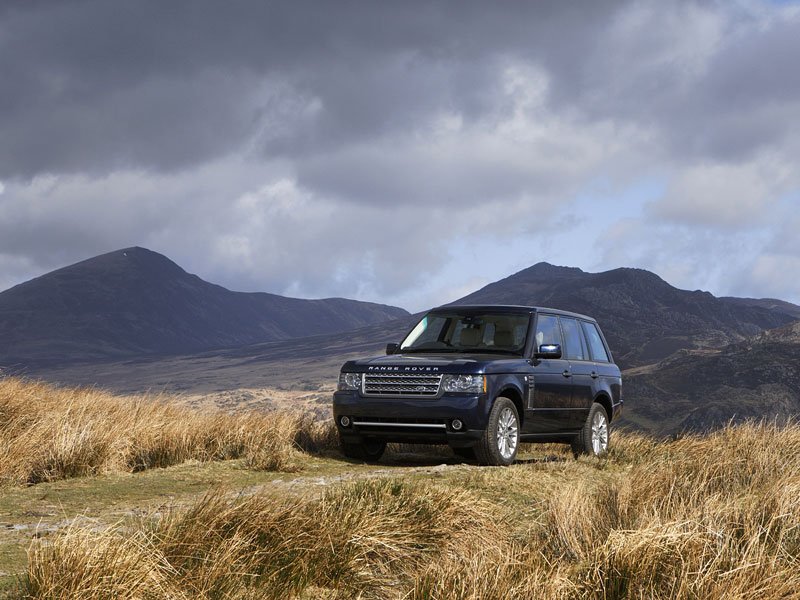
<box><xmin>0</xmin><ymin>0</ymin><xmax>620</xmax><ymax>179</ymax></box>
<box><xmin>4</xmin><ymin>0</ymin><xmax>796</xmax><ymax>182</ymax></box>
<box><xmin>3</xmin><ymin>1</ymin><xmax>798</xmax><ymax>179</ymax></box>
<box><xmin>1</xmin><ymin>0</ymin><xmax>799</xmax><ymax>307</ymax></box>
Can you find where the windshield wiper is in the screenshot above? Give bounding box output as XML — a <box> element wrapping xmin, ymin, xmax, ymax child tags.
<box><xmin>458</xmin><ymin>348</ymin><xmax>522</xmax><ymax>355</ymax></box>
<box><xmin>403</xmin><ymin>347</ymin><xmax>521</xmax><ymax>355</ymax></box>
<box><xmin>402</xmin><ymin>348</ymin><xmax>461</xmax><ymax>353</ymax></box>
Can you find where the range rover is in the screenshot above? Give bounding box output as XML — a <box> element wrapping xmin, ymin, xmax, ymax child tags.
<box><xmin>333</xmin><ymin>305</ymin><xmax>622</xmax><ymax>466</ymax></box>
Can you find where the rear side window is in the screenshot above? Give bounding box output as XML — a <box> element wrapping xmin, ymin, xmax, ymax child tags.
<box><xmin>560</xmin><ymin>317</ymin><xmax>588</xmax><ymax>361</ymax></box>
<box><xmin>534</xmin><ymin>314</ymin><xmax>561</xmax><ymax>348</ymax></box>
<box><xmin>582</xmin><ymin>321</ymin><xmax>610</xmax><ymax>362</ymax></box>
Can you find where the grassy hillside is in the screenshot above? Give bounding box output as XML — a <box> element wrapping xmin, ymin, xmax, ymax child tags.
<box><xmin>1</xmin><ymin>379</ymin><xmax>799</xmax><ymax>599</ymax></box>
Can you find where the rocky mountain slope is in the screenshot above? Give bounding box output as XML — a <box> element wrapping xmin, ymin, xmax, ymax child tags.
<box><xmin>720</xmin><ymin>296</ymin><xmax>800</xmax><ymax>319</ymax></box>
<box><xmin>624</xmin><ymin>321</ymin><xmax>800</xmax><ymax>435</ymax></box>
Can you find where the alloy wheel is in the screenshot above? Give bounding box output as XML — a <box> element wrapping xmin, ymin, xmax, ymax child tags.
<box><xmin>496</xmin><ymin>407</ymin><xmax>518</xmax><ymax>460</ymax></box>
<box><xmin>591</xmin><ymin>411</ymin><xmax>608</xmax><ymax>455</ymax></box>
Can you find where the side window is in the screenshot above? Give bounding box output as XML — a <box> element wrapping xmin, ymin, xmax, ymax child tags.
<box><xmin>534</xmin><ymin>314</ymin><xmax>561</xmax><ymax>349</ymax></box>
<box><xmin>582</xmin><ymin>321</ymin><xmax>610</xmax><ymax>362</ymax></box>
<box><xmin>560</xmin><ymin>317</ymin><xmax>587</xmax><ymax>361</ymax></box>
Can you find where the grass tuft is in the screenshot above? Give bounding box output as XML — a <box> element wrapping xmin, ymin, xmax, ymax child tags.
<box><xmin>0</xmin><ymin>378</ymin><xmax>337</xmax><ymax>485</ymax></box>
<box><xmin>5</xmin><ymin>379</ymin><xmax>800</xmax><ymax>598</ymax></box>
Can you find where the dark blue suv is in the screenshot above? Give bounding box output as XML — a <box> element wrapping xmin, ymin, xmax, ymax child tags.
<box><xmin>333</xmin><ymin>305</ymin><xmax>623</xmax><ymax>466</ymax></box>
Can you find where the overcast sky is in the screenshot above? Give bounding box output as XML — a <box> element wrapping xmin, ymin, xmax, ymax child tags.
<box><xmin>1</xmin><ymin>0</ymin><xmax>799</xmax><ymax>311</ymax></box>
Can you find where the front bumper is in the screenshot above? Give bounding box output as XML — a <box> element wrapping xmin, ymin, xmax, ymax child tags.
<box><xmin>332</xmin><ymin>390</ymin><xmax>488</xmax><ymax>447</ymax></box>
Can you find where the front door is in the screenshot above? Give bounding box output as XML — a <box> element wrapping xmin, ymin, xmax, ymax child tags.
<box><xmin>527</xmin><ymin>314</ymin><xmax>573</xmax><ymax>433</ymax></box>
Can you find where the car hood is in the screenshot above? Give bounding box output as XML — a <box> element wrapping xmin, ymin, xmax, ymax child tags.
<box><xmin>340</xmin><ymin>352</ymin><xmax>530</xmax><ymax>375</ymax></box>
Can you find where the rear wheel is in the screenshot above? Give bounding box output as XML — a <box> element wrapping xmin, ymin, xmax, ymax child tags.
<box><xmin>475</xmin><ymin>397</ymin><xmax>519</xmax><ymax>466</ymax></box>
<box><xmin>571</xmin><ymin>403</ymin><xmax>610</xmax><ymax>457</ymax></box>
<box><xmin>339</xmin><ymin>437</ymin><xmax>386</xmax><ymax>463</ymax></box>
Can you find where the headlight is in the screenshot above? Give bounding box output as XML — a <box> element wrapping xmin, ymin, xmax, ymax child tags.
<box><xmin>442</xmin><ymin>374</ymin><xmax>485</xmax><ymax>393</ymax></box>
<box><xmin>338</xmin><ymin>372</ymin><xmax>362</xmax><ymax>391</ymax></box>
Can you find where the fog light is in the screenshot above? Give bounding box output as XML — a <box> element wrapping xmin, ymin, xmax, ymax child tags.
<box><xmin>339</xmin><ymin>416</ymin><xmax>351</xmax><ymax>427</ymax></box>
<box><xmin>451</xmin><ymin>419</ymin><xmax>463</xmax><ymax>431</ymax></box>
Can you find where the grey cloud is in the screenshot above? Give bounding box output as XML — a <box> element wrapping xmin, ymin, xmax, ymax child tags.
<box><xmin>763</xmin><ymin>213</ymin><xmax>800</xmax><ymax>256</ymax></box>
<box><xmin>1</xmin><ymin>0</ymin><xmax>800</xmax><ymax>308</ymax></box>
<box><xmin>3</xmin><ymin>1</ymin><xmax>798</xmax><ymax>181</ymax></box>
<box><xmin>539</xmin><ymin>2</ymin><xmax>800</xmax><ymax>164</ymax></box>
<box><xmin>0</xmin><ymin>163</ymin><xmax>474</xmax><ymax>304</ymax></box>
<box><xmin>595</xmin><ymin>214</ymin><xmax>768</xmax><ymax>297</ymax></box>
<box><xmin>645</xmin><ymin>156</ymin><xmax>795</xmax><ymax>229</ymax></box>
<box><xmin>734</xmin><ymin>254</ymin><xmax>800</xmax><ymax>303</ymax></box>
<box><xmin>0</xmin><ymin>0</ymin><xmax>623</xmax><ymax>178</ymax></box>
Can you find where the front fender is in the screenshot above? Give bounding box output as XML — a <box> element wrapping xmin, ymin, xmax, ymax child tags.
<box><xmin>487</xmin><ymin>374</ymin><xmax>527</xmax><ymax>423</ymax></box>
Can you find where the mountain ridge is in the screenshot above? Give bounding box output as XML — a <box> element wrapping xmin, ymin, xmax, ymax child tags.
<box><xmin>451</xmin><ymin>261</ymin><xmax>794</xmax><ymax>367</ymax></box>
<box><xmin>0</xmin><ymin>247</ymin><xmax>408</xmax><ymax>365</ymax></box>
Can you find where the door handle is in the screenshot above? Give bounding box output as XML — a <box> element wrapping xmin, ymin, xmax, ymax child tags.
<box><xmin>590</xmin><ymin>371</ymin><xmax>599</xmax><ymax>379</ymax></box>
<box><xmin>562</xmin><ymin>370</ymin><xmax>572</xmax><ymax>378</ymax></box>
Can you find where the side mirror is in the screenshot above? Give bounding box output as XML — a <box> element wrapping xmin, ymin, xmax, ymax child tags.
<box><xmin>534</xmin><ymin>344</ymin><xmax>562</xmax><ymax>359</ymax></box>
<box><xmin>386</xmin><ymin>343</ymin><xmax>400</xmax><ymax>355</ymax></box>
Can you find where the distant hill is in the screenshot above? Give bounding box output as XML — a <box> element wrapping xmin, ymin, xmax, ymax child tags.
<box><xmin>452</xmin><ymin>263</ymin><xmax>795</xmax><ymax>367</ymax></box>
<box><xmin>720</xmin><ymin>296</ymin><xmax>800</xmax><ymax>319</ymax></box>
<box><xmin>0</xmin><ymin>247</ymin><xmax>408</xmax><ymax>365</ymax></box>
<box><xmin>624</xmin><ymin>321</ymin><xmax>800</xmax><ymax>435</ymax></box>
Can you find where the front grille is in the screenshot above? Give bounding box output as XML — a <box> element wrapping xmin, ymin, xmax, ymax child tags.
<box><xmin>362</xmin><ymin>373</ymin><xmax>442</xmax><ymax>397</ymax></box>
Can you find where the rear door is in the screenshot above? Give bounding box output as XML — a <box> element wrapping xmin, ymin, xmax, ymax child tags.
<box><xmin>581</xmin><ymin>320</ymin><xmax>620</xmax><ymax>405</ymax></box>
<box><xmin>559</xmin><ymin>317</ymin><xmax>594</xmax><ymax>428</ymax></box>
<box><xmin>528</xmin><ymin>313</ymin><xmax>573</xmax><ymax>433</ymax></box>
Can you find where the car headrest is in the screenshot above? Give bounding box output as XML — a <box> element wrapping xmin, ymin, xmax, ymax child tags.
<box><xmin>459</xmin><ymin>328</ymin><xmax>482</xmax><ymax>346</ymax></box>
<box><xmin>494</xmin><ymin>330</ymin><xmax>514</xmax><ymax>347</ymax></box>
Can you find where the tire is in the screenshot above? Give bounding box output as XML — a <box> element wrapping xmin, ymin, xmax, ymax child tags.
<box><xmin>571</xmin><ymin>403</ymin><xmax>610</xmax><ymax>458</ymax></box>
<box><xmin>452</xmin><ymin>446</ymin><xmax>476</xmax><ymax>461</ymax></box>
<box><xmin>475</xmin><ymin>397</ymin><xmax>520</xmax><ymax>466</ymax></box>
<box><xmin>339</xmin><ymin>437</ymin><xmax>386</xmax><ymax>463</ymax></box>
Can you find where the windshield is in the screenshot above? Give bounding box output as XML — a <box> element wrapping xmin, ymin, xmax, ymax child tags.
<box><xmin>400</xmin><ymin>311</ymin><xmax>530</xmax><ymax>354</ymax></box>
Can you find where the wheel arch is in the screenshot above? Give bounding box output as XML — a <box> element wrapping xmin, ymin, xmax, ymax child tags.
<box><xmin>495</xmin><ymin>385</ymin><xmax>525</xmax><ymax>425</ymax></box>
<box><xmin>593</xmin><ymin>392</ymin><xmax>613</xmax><ymax>422</ymax></box>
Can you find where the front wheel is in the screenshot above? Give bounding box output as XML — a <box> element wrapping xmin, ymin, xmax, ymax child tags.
<box><xmin>339</xmin><ymin>437</ymin><xmax>386</xmax><ymax>463</ymax></box>
<box><xmin>572</xmin><ymin>403</ymin><xmax>610</xmax><ymax>457</ymax></box>
<box><xmin>475</xmin><ymin>397</ymin><xmax>519</xmax><ymax>466</ymax></box>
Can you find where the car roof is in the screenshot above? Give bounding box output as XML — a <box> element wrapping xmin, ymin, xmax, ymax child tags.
<box><xmin>431</xmin><ymin>304</ymin><xmax>596</xmax><ymax>322</ymax></box>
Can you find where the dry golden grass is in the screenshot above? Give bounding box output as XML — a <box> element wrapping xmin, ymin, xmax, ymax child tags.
<box><xmin>5</xmin><ymin>378</ymin><xmax>800</xmax><ymax>598</ymax></box>
<box><xmin>20</xmin><ymin>479</ymin><xmax>502</xmax><ymax>600</ymax></box>
<box><xmin>0</xmin><ymin>378</ymin><xmax>335</xmax><ymax>485</ymax></box>
<box><xmin>16</xmin><ymin>421</ymin><xmax>800</xmax><ymax>599</ymax></box>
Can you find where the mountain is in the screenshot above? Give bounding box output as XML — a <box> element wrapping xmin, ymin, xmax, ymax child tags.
<box><xmin>452</xmin><ymin>263</ymin><xmax>795</xmax><ymax>367</ymax></box>
<box><xmin>623</xmin><ymin>320</ymin><xmax>800</xmax><ymax>435</ymax></box>
<box><xmin>720</xmin><ymin>296</ymin><xmax>800</xmax><ymax>320</ymax></box>
<box><xmin>0</xmin><ymin>247</ymin><xmax>408</xmax><ymax>365</ymax></box>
